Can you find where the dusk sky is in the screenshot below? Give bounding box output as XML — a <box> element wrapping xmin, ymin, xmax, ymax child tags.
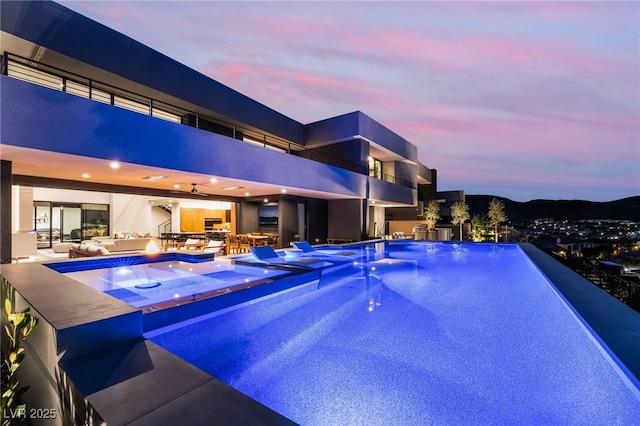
<box><xmin>59</xmin><ymin>1</ymin><xmax>639</xmax><ymax>202</ymax></box>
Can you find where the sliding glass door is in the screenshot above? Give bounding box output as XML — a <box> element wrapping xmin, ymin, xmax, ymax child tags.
<box><xmin>81</xmin><ymin>204</ymin><xmax>109</xmax><ymax>239</ymax></box>
<box><xmin>34</xmin><ymin>202</ymin><xmax>53</xmax><ymax>249</ymax></box>
<box><xmin>34</xmin><ymin>202</ymin><xmax>109</xmax><ymax>248</ymax></box>
<box><xmin>56</xmin><ymin>204</ymin><xmax>82</xmax><ymax>242</ymax></box>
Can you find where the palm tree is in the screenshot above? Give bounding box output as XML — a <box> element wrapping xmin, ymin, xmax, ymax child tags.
<box><xmin>488</xmin><ymin>198</ymin><xmax>507</xmax><ymax>242</ymax></box>
<box><xmin>450</xmin><ymin>200</ymin><xmax>470</xmax><ymax>241</ymax></box>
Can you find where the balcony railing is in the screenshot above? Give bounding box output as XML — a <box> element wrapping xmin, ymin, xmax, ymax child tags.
<box><xmin>378</xmin><ymin>172</ymin><xmax>415</xmax><ymax>189</ymax></box>
<box><xmin>547</xmin><ymin>251</ymin><xmax>640</xmax><ymax>313</ymax></box>
<box><xmin>292</xmin><ymin>149</ymin><xmax>367</xmax><ymax>175</ymax></box>
<box><xmin>1</xmin><ymin>52</ymin><xmax>415</xmax><ymax>189</ymax></box>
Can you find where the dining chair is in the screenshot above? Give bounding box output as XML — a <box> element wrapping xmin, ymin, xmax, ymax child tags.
<box><xmin>227</xmin><ymin>234</ymin><xmax>239</xmax><ymax>254</ymax></box>
<box><xmin>238</xmin><ymin>234</ymin><xmax>251</xmax><ymax>253</ymax></box>
<box><xmin>268</xmin><ymin>234</ymin><xmax>279</xmax><ymax>249</ymax></box>
<box><xmin>257</xmin><ymin>234</ymin><xmax>269</xmax><ymax>246</ymax></box>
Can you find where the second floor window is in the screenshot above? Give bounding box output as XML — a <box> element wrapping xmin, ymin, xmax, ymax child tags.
<box><xmin>368</xmin><ymin>156</ymin><xmax>382</xmax><ymax>180</ymax></box>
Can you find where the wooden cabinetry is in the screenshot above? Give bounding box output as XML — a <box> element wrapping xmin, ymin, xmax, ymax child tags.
<box><xmin>180</xmin><ymin>207</ymin><xmax>234</xmax><ymax>232</ymax></box>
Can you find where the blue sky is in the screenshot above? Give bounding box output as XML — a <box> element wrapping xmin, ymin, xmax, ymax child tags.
<box><xmin>59</xmin><ymin>1</ymin><xmax>639</xmax><ymax>202</ymax></box>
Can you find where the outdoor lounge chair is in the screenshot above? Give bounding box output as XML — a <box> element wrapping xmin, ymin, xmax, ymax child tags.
<box><xmin>249</xmin><ymin>245</ymin><xmax>329</xmax><ymax>268</ymax></box>
<box><xmin>203</xmin><ymin>240</ymin><xmax>225</xmax><ymax>254</ymax></box>
<box><xmin>182</xmin><ymin>238</ymin><xmax>204</xmax><ymax>250</ymax></box>
<box><xmin>293</xmin><ymin>241</ymin><xmax>357</xmax><ymax>257</ymax></box>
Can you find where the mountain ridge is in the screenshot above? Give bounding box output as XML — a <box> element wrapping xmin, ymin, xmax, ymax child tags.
<box><xmin>464</xmin><ymin>195</ymin><xmax>640</xmax><ymax>224</ymax></box>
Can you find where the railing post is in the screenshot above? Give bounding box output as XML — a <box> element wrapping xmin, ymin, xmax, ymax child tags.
<box><xmin>0</xmin><ymin>53</ymin><xmax>8</xmax><ymax>75</ymax></box>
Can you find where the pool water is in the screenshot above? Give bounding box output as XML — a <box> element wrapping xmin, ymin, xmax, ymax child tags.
<box><xmin>148</xmin><ymin>242</ymin><xmax>640</xmax><ymax>424</ymax></box>
<box><xmin>65</xmin><ymin>260</ymin><xmax>291</xmax><ymax>309</ymax></box>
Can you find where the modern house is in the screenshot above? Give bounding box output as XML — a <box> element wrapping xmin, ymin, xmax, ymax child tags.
<box><xmin>3</xmin><ymin>3</ymin><xmax>640</xmax><ymax>426</ymax></box>
<box><xmin>0</xmin><ymin>0</ymin><xmax>437</xmax><ymax>263</ymax></box>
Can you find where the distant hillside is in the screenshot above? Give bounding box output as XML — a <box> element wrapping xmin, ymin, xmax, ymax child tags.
<box><xmin>464</xmin><ymin>195</ymin><xmax>640</xmax><ymax>224</ymax></box>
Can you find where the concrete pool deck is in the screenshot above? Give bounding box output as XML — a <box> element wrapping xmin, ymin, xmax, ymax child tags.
<box><xmin>1</xmin><ymin>243</ymin><xmax>638</xmax><ymax>424</ymax></box>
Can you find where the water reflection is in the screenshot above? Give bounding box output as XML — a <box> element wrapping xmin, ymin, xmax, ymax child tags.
<box><xmin>425</xmin><ymin>243</ymin><xmax>440</xmax><ymax>260</ymax></box>
<box><xmin>451</xmin><ymin>244</ymin><xmax>469</xmax><ymax>263</ymax></box>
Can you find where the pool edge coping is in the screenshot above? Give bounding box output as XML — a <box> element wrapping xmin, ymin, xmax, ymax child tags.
<box><xmin>519</xmin><ymin>242</ymin><xmax>640</xmax><ymax>386</ymax></box>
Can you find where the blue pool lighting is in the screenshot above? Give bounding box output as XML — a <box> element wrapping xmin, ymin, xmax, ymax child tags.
<box><xmin>33</xmin><ymin>241</ymin><xmax>640</xmax><ymax>423</ymax></box>
<box><xmin>62</xmin><ymin>260</ymin><xmax>293</xmax><ymax>309</ymax></box>
<box><xmin>146</xmin><ymin>242</ymin><xmax>640</xmax><ymax>424</ymax></box>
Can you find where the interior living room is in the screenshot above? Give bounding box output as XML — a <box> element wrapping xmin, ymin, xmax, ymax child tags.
<box><xmin>20</xmin><ymin>185</ymin><xmax>332</xmax><ymax>260</ymax></box>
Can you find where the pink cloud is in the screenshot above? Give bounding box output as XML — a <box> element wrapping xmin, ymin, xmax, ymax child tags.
<box><xmin>57</xmin><ymin>1</ymin><xmax>639</xmax><ymax>201</ymax></box>
<box><xmin>214</xmin><ymin>64</ymin><xmax>254</xmax><ymax>81</ymax></box>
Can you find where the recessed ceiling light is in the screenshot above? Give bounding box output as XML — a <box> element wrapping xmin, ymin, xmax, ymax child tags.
<box><xmin>209</xmin><ymin>178</ymin><xmax>218</xmax><ymax>183</ymax></box>
<box><xmin>281</xmin><ymin>189</ymin><xmax>287</xmax><ymax>193</ymax></box>
<box><xmin>110</xmin><ymin>161</ymin><xmax>120</xmax><ymax>169</ymax></box>
<box><xmin>173</xmin><ymin>184</ymin><xmax>180</xmax><ymax>189</ymax></box>
<box><xmin>82</xmin><ymin>173</ymin><xmax>90</xmax><ymax>179</ymax></box>
<box><xmin>244</xmin><ymin>192</ymin><xmax>250</xmax><ymax>196</ymax></box>
<box><xmin>141</xmin><ymin>175</ymin><xmax>167</xmax><ymax>181</ymax></box>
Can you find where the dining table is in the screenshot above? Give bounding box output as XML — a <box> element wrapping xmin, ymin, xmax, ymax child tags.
<box><xmin>247</xmin><ymin>235</ymin><xmax>269</xmax><ymax>246</ymax></box>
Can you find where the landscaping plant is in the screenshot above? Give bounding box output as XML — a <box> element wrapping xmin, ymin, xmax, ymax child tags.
<box><xmin>1</xmin><ymin>296</ymin><xmax>39</xmax><ymax>426</ymax></box>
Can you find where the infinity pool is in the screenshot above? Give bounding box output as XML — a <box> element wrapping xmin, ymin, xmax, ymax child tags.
<box><xmin>146</xmin><ymin>242</ymin><xmax>640</xmax><ymax>424</ymax></box>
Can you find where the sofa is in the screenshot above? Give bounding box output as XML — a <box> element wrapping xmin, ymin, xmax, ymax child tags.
<box><xmin>70</xmin><ymin>237</ymin><xmax>155</xmax><ymax>257</ymax></box>
<box><xmin>81</xmin><ymin>237</ymin><xmax>154</xmax><ymax>252</ymax></box>
<box><xmin>69</xmin><ymin>243</ymin><xmax>111</xmax><ymax>258</ymax></box>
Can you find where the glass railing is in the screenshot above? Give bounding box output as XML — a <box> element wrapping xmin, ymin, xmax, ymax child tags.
<box><xmin>380</xmin><ymin>172</ymin><xmax>414</xmax><ymax>188</ymax></box>
<box><xmin>1</xmin><ymin>52</ymin><xmax>414</xmax><ymax>189</ymax></box>
<box><xmin>291</xmin><ymin>149</ymin><xmax>367</xmax><ymax>174</ymax></box>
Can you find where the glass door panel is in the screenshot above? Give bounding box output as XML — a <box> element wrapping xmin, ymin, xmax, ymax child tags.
<box><xmin>55</xmin><ymin>204</ymin><xmax>82</xmax><ymax>242</ymax></box>
<box><xmin>82</xmin><ymin>204</ymin><xmax>109</xmax><ymax>239</ymax></box>
<box><xmin>34</xmin><ymin>202</ymin><xmax>52</xmax><ymax>249</ymax></box>
<box><xmin>34</xmin><ymin>201</ymin><xmax>110</xmax><ymax>248</ymax></box>
<box><xmin>374</xmin><ymin>159</ymin><xmax>382</xmax><ymax>180</ymax></box>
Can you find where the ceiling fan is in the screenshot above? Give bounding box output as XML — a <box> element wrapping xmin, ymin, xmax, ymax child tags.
<box><xmin>171</xmin><ymin>182</ymin><xmax>209</xmax><ymax>196</ymax></box>
<box><xmin>189</xmin><ymin>183</ymin><xmax>209</xmax><ymax>196</ymax></box>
